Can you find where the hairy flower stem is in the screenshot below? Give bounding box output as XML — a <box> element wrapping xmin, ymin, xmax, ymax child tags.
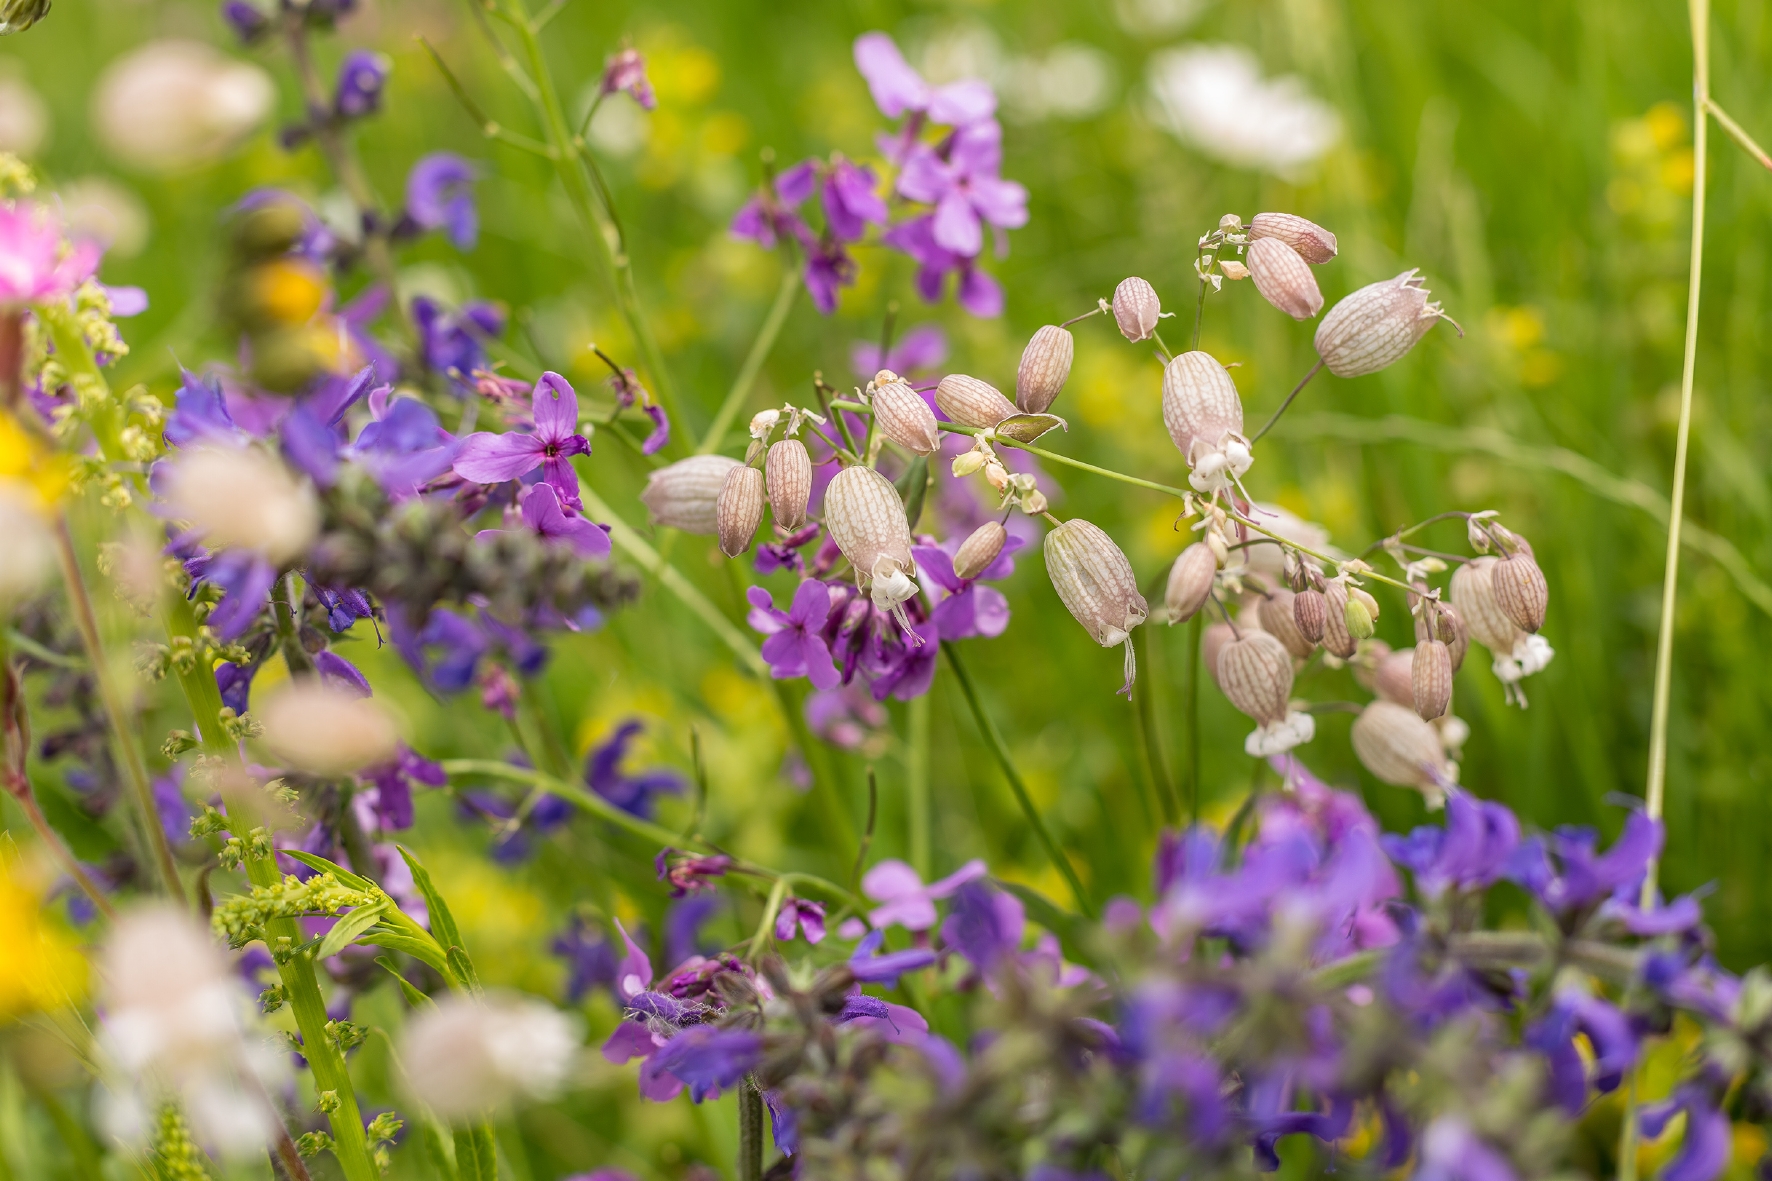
<box><xmin>1135</xmin><ymin>621</ymin><xmax>1178</xmax><ymax>825</ymax></box>
<box><xmin>941</xmin><ymin>641</ymin><xmax>1092</xmax><ymax>917</ymax></box>
<box><xmin>739</xmin><ymin>1081</ymin><xmax>765</xmax><ymax>1181</ymax></box>
<box><xmin>496</xmin><ymin>0</ymin><xmax>684</xmax><ymax>447</ymax></box>
<box><xmin>1250</xmin><ymin>358</ymin><xmax>1325</xmax><ymax>444</ymax></box>
<box><xmin>1183</xmin><ymin>614</ymin><xmax>1202</xmax><ymax>824</ymax></box>
<box><xmin>697</xmin><ymin>266</ymin><xmax>801</xmax><ymax>454</ymax></box>
<box><xmin>907</xmin><ymin>692</ymin><xmax>932</xmax><ymax>879</ymax></box>
<box><xmin>53</xmin><ymin>519</ymin><xmax>185</xmax><ymax>904</ymax></box>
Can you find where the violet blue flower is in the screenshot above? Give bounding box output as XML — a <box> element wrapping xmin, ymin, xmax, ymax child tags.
<box><xmin>852</xmin><ymin>32</ymin><xmax>997</xmax><ymax>128</ymax></box>
<box><xmin>822</xmin><ymin>158</ymin><xmax>888</xmax><ymax>243</ymax></box>
<box><xmin>1415</xmin><ymin>1118</ymin><xmax>1519</xmax><ymax>1181</ymax></box>
<box><xmin>755</xmin><ymin>522</ymin><xmax>822</xmax><ymax>577</ymax></box>
<box><xmin>850</xmin><ymin>324</ymin><xmax>948</xmax><ymax>380</ymax></box>
<box><xmin>664</xmin><ymin>895</ymin><xmax>721</xmax><ymax>968</ymax></box>
<box><xmin>553</xmin><ymin>916</ymin><xmax>620</xmax><ymax>1002</ymax></box>
<box><xmin>585</xmin><ymin>720</ymin><xmax>684</xmax><ymax>819</ymax></box>
<box><xmin>1381</xmin><ymin>789</ymin><xmax>1520</xmax><ymax>897</ymax></box>
<box><xmin>599</xmin><ymin>48</ymin><xmax>656</xmax><ymax>109</ymax></box>
<box><xmin>1640</xmin><ymin>1086</ymin><xmax>1731</xmax><ymax>1181</ymax></box>
<box><xmin>165</xmin><ymin>368</ymin><xmax>250</xmax><ymax>448</ymax></box>
<box><xmin>215</xmin><ymin>660</ymin><xmax>255</xmax><ymax>714</ymax></box>
<box><xmin>861</xmin><ymin>857</ymin><xmax>987</xmax><ymax>931</ymax></box>
<box><xmin>152</xmin><ymin>770</ymin><xmax>194</xmax><ymax>847</ymax></box>
<box><xmin>333</xmin><ymin>50</ymin><xmax>389</xmax><ymax>119</ymax></box>
<box><xmin>1530</xmin><ymin>810</ymin><xmax>1663</xmax><ymax>914</ymax></box>
<box><xmin>477</xmin><ymin>482</ymin><xmax>612</xmax><ymax>559</ymax></box>
<box><xmin>350</xmin><ymin>396</ymin><xmax>460</xmax><ymax>499</ymax></box>
<box><xmin>942</xmin><ymin>880</ymin><xmax>1024</xmax><ymax>972</ymax></box>
<box><xmin>413</xmin><ymin>296</ymin><xmax>503</xmax><ymax>386</ymax></box>
<box><xmin>896</xmin><ymin>122</ymin><xmax>1029</xmax><ymax>257</ymax></box>
<box><xmin>848</xmin><ymin>928</ymin><xmax>937</xmax><ymax>987</ymax></box>
<box><xmin>452</xmin><ymin>372</ymin><xmax>590</xmax><ymax>510</ymax></box>
<box><xmin>651</xmin><ymin>1027</ymin><xmax>762</xmax><ymax>1103</ymax></box>
<box><xmin>391</xmin><ymin>606</ymin><xmax>487</xmax><ymax>693</ymax></box>
<box><xmin>220</xmin><ymin>0</ymin><xmax>270</xmax><ymax>43</ymax></box>
<box><xmin>775</xmin><ymin>898</ymin><xmax>826</xmax><ymax>944</ymax></box>
<box><xmin>746</xmin><ymin>581</ymin><xmax>842</xmax><ymax>690</ymax></box>
<box><xmin>313</xmin><ymin>585</ymin><xmax>373</xmax><ymax>632</ymax></box>
<box><xmin>883</xmin><ymin>215</ymin><xmax>1004</xmax><ymax>317</ymax></box>
<box><xmin>405</xmin><ymin>153</ymin><xmax>479</xmax><ymax>251</ymax></box>
<box><xmin>314</xmin><ymin>650</ymin><xmax>372</xmax><ymax>697</ymax></box>
<box><xmin>866</xmin><ymin>616</ymin><xmax>939</xmax><ymax>701</ymax></box>
<box><xmin>204</xmin><ymin>550</ymin><xmax>278</xmax><ymax>640</ymax></box>
<box><xmin>730</xmin><ymin>160</ymin><xmax>818</xmax><ymax>251</ymax></box>
<box><xmin>359</xmin><ymin>745</ymin><xmax>443</xmax><ymax>831</ymax></box>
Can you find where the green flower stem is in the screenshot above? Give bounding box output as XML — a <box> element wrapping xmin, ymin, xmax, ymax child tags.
<box><xmin>1183</xmin><ymin>614</ymin><xmax>1202</xmax><ymax>824</ymax></box>
<box><xmin>907</xmin><ymin>692</ymin><xmax>932</xmax><ymax>879</ymax></box>
<box><xmin>738</xmin><ymin>1082</ymin><xmax>765</xmax><ymax>1181</ymax></box>
<box><xmin>496</xmin><ymin>0</ymin><xmax>683</xmax><ymax>446</ymax></box>
<box><xmin>1134</xmin><ymin>624</ymin><xmax>1177</xmax><ymax>826</ymax></box>
<box><xmin>746</xmin><ymin>875</ymin><xmax>790</xmax><ymax>961</ymax></box>
<box><xmin>940</xmin><ymin>641</ymin><xmax>1092</xmax><ymax>917</ymax></box>
<box><xmin>697</xmin><ymin>266</ymin><xmax>801</xmax><ymax>454</ymax></box>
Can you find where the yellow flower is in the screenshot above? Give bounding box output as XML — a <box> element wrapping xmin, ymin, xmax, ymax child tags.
<box><xmin>0</xmin><ymin>409</ymin><xmax>69</xmax><ymax>507</ymax></box>
<box><xmin>0</xmin><ymin>861</ymin><xmax>88</xmax><ymax>1022</ymax></box>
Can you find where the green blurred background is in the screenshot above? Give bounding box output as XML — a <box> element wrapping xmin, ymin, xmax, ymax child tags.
<box><xmin>4</xmin><ymin>0</ymin><xmax>1771</xmax><ymax>1172</ymax></box>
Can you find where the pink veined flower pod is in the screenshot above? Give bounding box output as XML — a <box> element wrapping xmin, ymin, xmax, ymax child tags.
<box><xmin>1161</xmin><ymin>351</ymin><xmax>1251</xmax><ymax>494</ymax></box>
<box><xmin>1016</xmin><ymin>324</ymin><xmax>1074</xmax><ymax>414</ymax></box>
<box><xmin>953</xmin><ymin>520</ymin><xmax>1008</xmax><ymax>581</ymax></box>
<box><xmin>1293</xmin><ymin>588</ymin><xmax>1328</xmax><ymax>643</ymax></box>
<box><xmin>936</xmin><ymin>374</ymin><xmax>1018</xmax><ymax>429</ymax></box>
<box><xmin>1437</xmin><ymin>605</ymin><xmax>1470</xmax><ymax>672</ymax></box>
<box><xmin>1449</xmin><ymin>557</ymin><xmax>1521</xmax><ymax>654</ymax></box>
<box><xmin>640</xmin><ymin>454</ymin><xmax>743</xmax><ymax>534</ymax></box>
<box><xmin>1257</xmin><ymin>588</ymin><xmax>1314</xmax><ymax>658</ymax></box>
<box><xmin>1112</xmin><ymin>277</ymin><xmax>1161</xmax><ymax>342</ymax></box>
<box><xmin>1371</xmin><ymin>646</ymin><xmax>1415</xmax><ymax>707</ymax></box>
<box><xmin>824</xmin><ymin>464</ymin><xmax>919</xmax><ymax>625</ymax></box>
<box><xmin>1352</xmin><ymin>699</ymin><xmax>1452</xmax><ymax>802</ymax></box>
<box><xmin>1319</xmin><ymin>581</ymin><xmax>1358</xmax><ymax>659</ymax></box>
<box><xmin>1314</xmin><ymin>269</ymin><xmax>1458</xmax><ymax>378</ymax></box>
<box><xmin>1044</xmin><ymin>518</ymin><xmax>1148</xmax><ymax>693</ymax></box>
<box><xmin>1202</xmin><ymin>621</ymin><xmax>1234</xmax><ymax>689</ymax></box>
<box><xmin>1164</xmin><ymin>541</ymin><xmax>1218</xmax><ymax>624</ymax></box>
<box><xmin>1248</xmin><ymin>212</ymin><xmax>1339</xmax><ymax>265</ymax></box>
<box><xmin>765</xmin><ymin>439</ymin><xmax>812</xmax><ymax>531</ymax></box>
<box><xmin>1217</xmin><ymin>630</ymin><xmax>1293</xmax><ymax>724</ymax></box>
<box><xmin>1246</xmin><ymin>237</ymin><xmax>1324</xmax><ymax>320</ymax></box>
<box><xmin>871</xmin><ymin>370</ymin><xmax>940</xmax><ymax>455</ymax></box>
<box><xmin>1413</xmin><ymin>639</ymin><xmax>1453</xmax><ymax>720</ymax></box>
<box><xmin>1491</xmin><ymin>551</ymin><xmax>1548</xmax><ymax>633</ymax></box>
<box><xmin>716</xmin><ymin>465</ymin><xmax>766</xmax><ymax>557</ymax></box>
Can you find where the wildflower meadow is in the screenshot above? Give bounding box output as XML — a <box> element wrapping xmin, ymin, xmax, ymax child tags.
<box><xmin>2</xmin><ymin>0</ymin><xmax>1772</xmax><ymax>1178</ymax></box>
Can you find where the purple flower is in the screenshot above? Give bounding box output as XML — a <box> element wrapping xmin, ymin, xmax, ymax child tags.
<box><xmin>405</xmin><ymin>153</ymin><xmax>479</xmax><ymax>251</ymax></box>
<box><xmin>553</xmin><ymin>916</ymin><xmax>620</xmax><ymax>1002</ymax></box>
<box><xmin>852</xmin><ymin>32</ymin><xmax>996</xmax><ymax>127</ymax></box>
<box><xmin>656</xmin><ymin>849</ymin><xmax>733</xmax><ymax>897</ymax></box>
<box><xmin>665</xmin><ymin>895</ymin><xmax>721</xmax><ymax>968</ymax></box>
<box><xmin>599</xmin><ymin>48</ymin><xmax>655</xmax><ymax>110</ymax></box>
<box><xmin>215</xmin><ymin>660</ymin><xmax>255</xmax><ymax>714</ymax></box>
<box><xmin>313</xmin><ymin>586</ymin><xmax>373</xmax><ymax>632</ymax></box>
<box><xmin>865</xmin><ymin>616</ymin><xmax>939</xmax><ymax>701</ymax></box>
<box><xmin>360</xmin><ymin>744</ymin><xmax>444</xmax><ymax>831</ymax></box>
<box><xmin>585</xmin><ymin>720</ymin><xmax>684</xmax><ymax>820</ymax></box>
<box><xmin>477</xmin><ymin>482</ymin><xmax>612</xmax><ymax>559</ymax></box>
<box><xmin>314</xmin><ymin>650</ymin><xmax>371</xmax><ymax>697</ymax></box>
<box><xmin>897</xmin><ymin>122</ymin><xmax>1028</xmax><ymax>257</ymax></box>
<box><xmin>883</xmin><ymin>215</ymin><xmax>1004</xmax><ymax>317</ymax></box>
<box><xmin>351</xmin><ymin>396</ymin><xmax>460</xmax><ymax>499</ymax></box>
<box><xmin>1528</xmin><ymin>811</ymin><xmax>1663</xmax><ymax>914</ymax></box>
<box><xmin>204</xmin><ymin>550</ymin><xmax>278</xmax><ymax>641</ymax></box>
<box><xmin>413</xmin><ymin>297</ymin><xmax>503</xmax><ymax>387</ymax></box>
<box><xmin>912</xmin><ymin>538</ymin><xmax>1017</xmax><ymax>641</ymax></box>
<box><xmin>650</xmin><ymin>1027</ymin><xmax>761</xmax><ymax>1103</ymax></box>
<box><xmin>861</xmin><ymin>858</ymin><xmax>987</xmax><ymax>931</ymax></box>
<box><xmin>746</xmin><ymin>581</ymin><xmax>842</xmax><ymax>690</ymax></box>
<box><xmin>152</xmin><ymin>771</ymin><xmax>194</xmax><ymax>847</ymax></box>
<box><xmin>166</xmin><ymin>368</ymin><xmax>249</xmax><ymax>448</ymax></box>
<box><xmin>1640</xmin><ymin>1086</ymin><xmax>1731</xmax><ymax>1181</ymax></box>
<box><xmin>1381</xmin><ymin>790</ymin><xmax>1520</xmax><ymax>897</ymax></box>
<box><xmin>774</xmin><ymin>898</ymin><xmax>826</xmax><ymax>945</ymax></box>
<box><xmin>333</xmin><ymin>51</ymin><xmax>390</xmax><ymax>120</ymax></box>
<box><xmin>220</xmin><ymin>0</ymin><xmax>270</xmax><ymax>43</ymax></box>
<box><xmin>851</xmin><ymin>324</ymin><xmax>947</xmax><ymax>380</ymax></box>
<box><xmin>1601</xmin><ymin>890</ymin><xmax>1706</xmax><ymax>936</ymax></box>
<box><xmin>391</xmin><ymin>606</ymin><xmax>487</xmax><ymax>693</ymax></box>
<box><xmin>822</xmin><ymin>158</ymin><xmax>887</xmax><ymax>243</ymax></box>
<box><xmin>941</xmin><ymin>880</ymin><xmax>1023</xmax><ymax>972</ymax></box>
<box><xmin>1416</xmin><ymin>1118</ymin><xmax>1518</xmax><ymax>1181</ymax></box>
<box><xmin>848</xmin><ymin>929</ymin><xmax>937</xmax><ymax>987</ymax></box>
<box><xmin>802</xmin><ymin>238</ymin><xmax>858</xmax><ymax>315</ymax></box>
<box><xmin>730</xmin><ymin>161</ymin><xmax>818</xmax><ymax>250</ymax></box>
<box><xmin>452</xmin><ymin>372</ymin><xmax>590</xmax><ymax>509</ymax></box>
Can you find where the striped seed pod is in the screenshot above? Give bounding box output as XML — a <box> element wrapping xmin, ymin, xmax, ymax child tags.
<box><xmin>1320</xmin><ymin>582</ymin><xmax>1358</xmax><ymax>659</ymax></box>
<box><xmin>1202</xmin><ymin>621</ymin><xmax>1235</xmax><ymax>689</ymax></box>
<box><xmin>1412</xmin><ymin>639</ymin><xmax>1453</xmax><ymax>720</ymax></box>
<box><xmin>1246</xmin><ymin>237</ymin><xmax>1324</xmax><ymax>320</ymax></box>
<box><xmin>716</xmin><ymin>465</ymin><xmax>766</xmax><ymax>557</ymax></box>
<box><xmin>1294</xmin><ymin>588</ymin><xmax>1328</xmax><ymax>644</ymax></box>
<box><xmin>1112</xmin><ymin>277</ymin><xmax>1162</xmax><ymax>342</ymax></box>
<box><xmin>1449</xmin><ymin>557</ymin><xmax>1522</xmax><ymax>654</ymax></box>
<box><xmin>1315</xmin><ymin>269</ymin><xmax>1454</xmax><ymax>378</ymax></box>
<box><xmin>1217</xmin><ymin>630</ymin><xmax>1294</xmax><ymax>724</ymax></box>
<box><xmin>1046</xmin><ymin>519</ymin><xmax>1148</xmax><ymax>692</ymax></box>
<box><xmin>871</xmin><ymin>372</ymin><xmax>940</xmax><ymax>455</ymax></box>
<box><xmin>1016</xmin><ymin>325</ymin><xmax>1074</xmax><ymax>414</ymax></box>
<box><xmin>1372</xmin><ymin>646</ymin><xmax>1416</xmax><ymax>707</ymax></box>
<box><xmin>1437</xmin><ymin>605</ymin><xmax>1470</xmax><ymax>672</ymax></box>
<box><xmin>1161</xmin><ymin>351</ymin><xmax>1250</xmax><ymax>493</ymax></box>
<box><xmin>1248</xmin><ymin>212</ymin><xmax>1339</xmax><ymax>265</ymax></box>
<box><xmin>640</xmin><ymin>454</ymin><xmax>743</xmax><ymax>534</ymax></box>
<box><xmin>765</xmin><ymin>439</ymin><xmax>812</xmax><ymax>531</ymax></box>
<box><xmin>824</xmin><ymin>465</ymin><xmax>916</xmax><ymax>596</ymax></box>
<box><xmin>1164</xmin><ymin>542</ymin><xmax>1218</xmax><ymax>624</ymax></box>
<box><xmin>1352</xmin><ymin>699</ymin><xmax>1450</xmax><ymax>794</ymax></box>
<box><xmin>1491</xmin><ymin>551</ymin><xmax>1548</xmax><ymax>633</ymax></box>
<box><xmin>936</xmin><ymin>374</ymin><xmax>1018</xmax><ymax>429</ymax></box>
<box><xmin>954</xmin><ymin>520</ymin><xmax>1008</xmax><ymax>581</ymax></box>
<box><xmin>1258</xmin><ymin>588</ymin><xmax>1314</xmax><ymax>658</ymax></box>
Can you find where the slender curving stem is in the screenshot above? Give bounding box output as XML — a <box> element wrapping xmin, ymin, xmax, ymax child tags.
<box><xmin>697</xmin><ymin>265</ymin><xmax>801</xmax><ymax>454</ymax></box>
<box><xmin>1251</xmin><ymin>358</ymin><xmax>1325</xmax><ymax>444</ymax></box>
<box><xmin>11</xmin><ymin>787</ymin><xmax>118</xmax><ymax>921</ymax></box>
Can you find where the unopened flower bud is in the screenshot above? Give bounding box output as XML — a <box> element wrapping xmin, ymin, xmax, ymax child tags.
<box><xmin>1218</xmin><ymin>213</ymin><xmax>1243</xmax><ymax>232</ymax></box>
<box><xmin>1412</xmin><ymin>639</ymin><xmax>1453</xmax><ymax>720</ymax></box>
<box><xmin>640</xmin><ymin>454</ymin><xmax>742</xmax><ymax>534</ymax></box>
<box><xmin>1161</xmin><ymin>351</ymin><xmax>1250</xmax><ymax>493</ymax></box>
<box><xmin>1258</xmin><ymin>588</ymin><xmax>1314</xmax><ymax>658</ymax></box>
<box><xmin>1217</xmin><ymin>630</ymin><xmax>1293</xmax><ymax>724</ymax></box>
<box><xmin>0</xmin><ymin>0</ymin><xmax>51</xmax><ymax>34</ymax></box>
<box><xmin>1202</xmin><ymin>621</ymin><xmax>1234</xmax><ymax>688</ymax></box>
<box><xmin>765</xmin><ymin>439</ymin><xmax>812</xmax><ymax>531</ymax></box>
<box><xmin>954</xmin><ymin>521</ymin><xmax>1008</xmax><ymax>581</ymax></box>
<box><xmin>952</xmin><ymin>450</ymin><xmax>987</xmax><ymax>477</ymax></box>
<box><xmin>871</xmin><ymin>374</ymin><xmax>940</xmax><ymax>455</ymax></box>
<box><xmin>1343</xmin><ymin>591</ymin><xmax>1374</xmax><ymax>640</ymax></box>
<box><xmin>1016</xmin><ymin>325</ymin><xmax>1074</xmax><ymax>415</ymax></box>
<box><xmin>1449</xmin><ymin>557</ymin><xmax>1521</xmax><ymax>654</ymax></box>
<box><xmin>1436</xmin><ymin>605</ymin><xmax>1469</xmax><ymax>672</ymax></box>
<box><xmin>824</xmin><ymin>465</ymin><xmax>917</xmax><ymax>617</ymax></box>
<box><xmin>1293</xmin><ymin>588</ymin><xmax>1327</xmax><ymax>644</ymax></box>
<box><xmin>1246</xmin><ymin>237</ymin><xmax>1323</xmax><ymax>320</ymax></box>
<box><xmin>163</xmin><ymin>446</ymin><xmax>317</xmax><ymax>564</ymax></box>
<box><xmin>259</xmin><ymin>680</ymin><xmax>400</xmax><ymax>776</ymax></box>
<box><xmin>1315</xmin><ymin>269</ymin><xmax>1455</xmax><ymax>378</ymax></box>
<box><xmin>1045</xmin><ymin>519</ymin><xmax>1147</xmax><ymax>692</ymax></box>
<box><xmin>1112</xmin><ymin>277</ymin><xmax>1161</xmax><ymax>342</ymax></box>
<box><xmin>1320</xmin><ymin>582</ymin><xmax>1358</xmax><ymax>658</ymax></box>
<box><xmin>1490</xmin><ymin>551</ymin><xmax>1548</xmax><ymax>633</ymax></box>
<box><xmin>1350</xmin><ymin>586</ymin><xmax>1379</xmax><ymax>620</ymax></box>
<box><xmin>1164</xmin><ymin>542</ymin><xmax>1218</xmax><ymax>624</ymax></box>
<box><xmin>1248</xmin><ymin>212</ymin><xmax>1338</xmax><ymax>265</ymax></box>
<box><xmin>1372</xmin><ymin>646</ymin><xmax>1415</xmax><ymax>706</ymax></box>
<box><xmin>983</xmin><ymin>461</ymin><xmax>1010</xmax><ymax>491</ymax></box>
<box><xmin>1219</xmin><ymin>260</ymin><xmax>1250</xmax><ymax>281</ymax></box>
<box><xmin>1352</xmin><ymin>699</ymin><xmax>1452</xmax><ymax>799</ymax></box>
<box><xmin>716</xmin><ymin>465</ymin><xmax>765</xmax><ymax>557</ymax></box>
<box><xmin>936</xmin><ymin>374</ymin><xmax>1018</xmax><ymax>429</ymax></box>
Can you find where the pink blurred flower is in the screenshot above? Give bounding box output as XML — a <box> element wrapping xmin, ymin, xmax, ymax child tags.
<box><xmin>0</xmin><ymin>203</ymin><xmax>101</xmax><ymax>305</ymax></box>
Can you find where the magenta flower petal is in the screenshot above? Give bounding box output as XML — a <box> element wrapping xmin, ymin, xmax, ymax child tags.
<box><xmin>531</xmin><ymin>372</ymin><xmax>580</xmax><ymax>442</ymax></box>
<box><xmin>932</xmin><ymin>191</ymin><xmax>984</xmax><ymax>256</ymax></box>
<box><xmin>853</xmin><ymin>32</ymin><xmax>929</xmax><ymax>118</ymax></box>
<box><xmin>800</xmin><ymin>633</ymin><xmax>842</xmax><ymax>690</ymax></box>
<box><xmin>787</xmin><ymin>578</ymin><xmax>833</xmax><ymax>630</ymax></box>
<box><xmin>969</xmin><ymin>174</ymin><xmax>1030</xmax><ymax>230</ymax></box>
<box><xmin>928</xmin><ymin>80</ymin><xmax>996</xmax><ymax>127</ymax></box>
<box><xmin>453</xmin><ymin>431</ymin><xmax>544</xmax><ymax>482</ymax></box>
<box><xmin>956</xmin><ymin>266</ymin><xmax>1004</xmax><ymax>317</ymax></box>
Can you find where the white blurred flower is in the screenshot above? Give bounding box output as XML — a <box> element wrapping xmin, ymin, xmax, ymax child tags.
<box><xmin>1115</xmin><ymin>0</ymin><xmax>1206</xmax><ymax>36</ymax></box>
<box><xmin>258</xmin><ymin>681</ymin><xmax>400</xmax><ymax>776</ymax></box>
<box><xmin>0</xmin><ymin>68</ymin><xmax>49</xmax><ymax>156</ymax></box>
<box><xmin>1147</xmin><ymin>45</ymin><xmax>1339</xmax><ymax>178</ymax></box>
<box><xmin>1002</xmin><ymin>44</ymin><xmax>1117</xmax><ymax>122</ymax></box>
<box><xmin>399</xmin><ymin>991</ymin><xmax>580</xmax><ymax>1119</ymax></box>
<box><xmin>1244</xmin><ymin>709</ymin><xmax>1315</xmax><ymax>756</ymax></box>
<box><xmin>161</xmin><ymin>446</ymin><xmax>318</xmax><ymax>564</ymax></box>
<box><xmin>0</xmin><ymin>483</ymin><xmax>54</xmax><ymax>609</ymax></box>
<box><xmin>54</xmin><ymin>177</ymin><xmax>150</xmax><ymax>257</ymax></box>
<box><xmin>585</xmin><ymin>95</ymin><xmax>648</xmax><ymax>157</ymax></box>
<box><xmin>91</xmin><ymin>41</ymin><xmax>273</xmax><ymax>173</ymax></box>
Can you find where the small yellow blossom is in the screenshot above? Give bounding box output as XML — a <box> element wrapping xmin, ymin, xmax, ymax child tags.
<box><xmin>0</xmin><ymin>860</ymin><xmax>88</xmax><ymax>1021</ymax></box>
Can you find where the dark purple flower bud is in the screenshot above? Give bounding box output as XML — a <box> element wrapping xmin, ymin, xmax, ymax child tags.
<box><xmin>585</xmin><ymin>720</ymin><xmax>684</xmax><ymax>820</ymax></box>
<box><xmin>314</xmin><ymin>650</ymin><xmax>371</xmax><ymax>698</ymax></box>
<box><xmin>833</xmin><ymin>993</ymin><xmax>890</xmax><ymax>1024</ymax></box>
<box><xmin>313</xmin><ymin>585</ymin><xmax>373</xmax><ymax>633</ymax></box>
<box><xmin>334</xmin><ymin>50</ymin><xmax>390</xmax><ymax>120</ymax></box>
<box><xmin>404</xmin><ymin>153</ymin><xmax>479</xmax><ymax>251</ymax></box>
<box><xmin>220</xmin><ymin>0</ymin><xmax>270</xmax><ymax>44</ymax></box>
<box><xmin>599</xmin><ymin>47</ymin><xmax>655</xmax><ymax>110</ymax></box>
<box><xmin>774</xmin><ymin>898</ymin><xmax>826</xmax><ymax>944</ymax></box>
<box><xmin>204</xmin><ymin>550</ymin><xmax>278</xmax><ymax>640</ymax></box>
<box><xmin>655</xmin><ymin>848</ymin><xmax>733</xmax><ymax>897</ymax></box>
<box><xmin>215</xmin><ymin>661</ymin><xmax>256</xmax><ymax>715</ymax></box>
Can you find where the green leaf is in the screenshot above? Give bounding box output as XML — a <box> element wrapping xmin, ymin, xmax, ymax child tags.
<box><xmin>375</xmin><ymin>956</ymin><xmax>436</xmax><ymax>1010</ymax></box>
<box><xmin>422</xmin><ymin>1122</ymin><xmax>457</xmax><ymax>1181</ymax></box>
<box><xmin>993</xmin><ymin>413</ymin><xmax>1067</xmax><ymax>443</ymax></box>
<box><xmin>315</xmin><ymin>901</ymin><xmax>389</xmax><ymax>960</ymax></box>
<box><xmin>396</xmin><ymin>846</ymin><xmax>462</xmax><ymax>953</ymax></box>
<box><xmin>453</xmin><ymin>1125</ymin><xmax>496</xmax><ymax>1181</ymax></box>
<box><xmin>446</xmin><ymin>945</ymin><xmax>483</xmax><ymax>994</ymax></box>
<box><xmin>284</xmin><ymin>850</ymin><xmax>375</xmax><ymax>891</ymax></box>
<box><xmin>363</xmin><ymin>927</ymin><xmax>452</xmax><ymax>977</ymax></box>
<box><xmin>995</xmin><ymin>878</ymin><xmax>1096</xmax><ymax>968</ymax></box>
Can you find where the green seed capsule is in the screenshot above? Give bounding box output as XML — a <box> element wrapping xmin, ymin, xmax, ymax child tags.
<box><xmin>1344</xmin><ymin>595</ymin><xmax>1374</xmax><ymax>640</ymax></box>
